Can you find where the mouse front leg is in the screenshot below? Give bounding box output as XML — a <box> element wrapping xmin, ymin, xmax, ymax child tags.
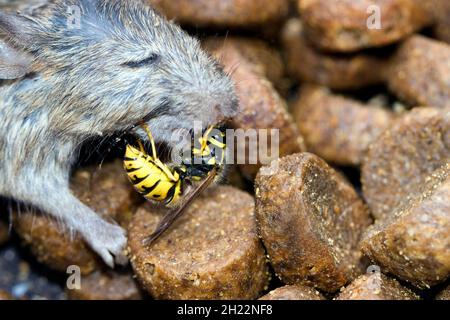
<box><xmin>27</xmin><ymin>183</ymin><xmax>128</xmax><ymax>267</ymax></box>
<box><xmin>8</xmin><ymin>155</ymin><xmax>128</xmax><ymax>267</ymax></box>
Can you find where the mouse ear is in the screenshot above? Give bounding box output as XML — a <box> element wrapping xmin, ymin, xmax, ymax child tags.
<box><xmin>0</xmin><ymin>11</ymin><xmax>38</xmax><ymax>79</ymax></box>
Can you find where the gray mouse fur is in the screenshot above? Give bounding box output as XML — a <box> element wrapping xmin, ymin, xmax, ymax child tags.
<box><xmin>0</xmin><ymin>0</ymin><xmax>237</xmax><ymax>267</ymax></box>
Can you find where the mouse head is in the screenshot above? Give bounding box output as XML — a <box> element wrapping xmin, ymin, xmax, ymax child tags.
<box><xmin>0</xmin><ymin>0</ymin><xmax>237</xmax><ymax>149</ymax></box>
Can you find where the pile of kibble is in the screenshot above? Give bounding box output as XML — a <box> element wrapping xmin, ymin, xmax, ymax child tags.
<box><xmin>0</xmin><ymin>0</ymin><xmax>449</xmax><ymax>300</ymax></box>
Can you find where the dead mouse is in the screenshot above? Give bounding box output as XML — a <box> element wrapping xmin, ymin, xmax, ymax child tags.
<box><xmin>0</xmin><ymin>0</ymin><xmax>237</xmax><ymax>267</ymax></box>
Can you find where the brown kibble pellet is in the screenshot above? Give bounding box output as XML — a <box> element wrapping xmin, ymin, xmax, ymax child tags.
<box><xmin>203</xmin><ymin>37</ymin><xmax>284</xmax><ymax>88</ymax></box>
<box><xmin>13</xmin><ymin>160</ymin><xmax>140</xmax><ymax>274</ymax></box>
<box><xmin>149</xmin><ymin>0</ymin><xmax>289</xmax><ymax>28</ymax></box>
<box><xmin>292</xmin><ymin>85</ymin><xmax>394</xmax><ymax>166</ymax></box>
<box><xmin>387</xmin><ymin>36</ymin><xmax>450</xmax><ymax>109</ymax></box>
<box><xmin>66</xmin><ymin>270</ymin><xmax>143</xmax><ymax>300</ymax></box>
<box><xmin>205</xmin><ymin>38</ymin><xmax>305</xmax><ymax>179</ymax></box>
<box><xmin>361</xmin><ymin>163</ymin><xmax>450</xmax><ymax>289</ymax></box>
<box><xmin>128</xmin><ymin>186</ymin><xmax>268</xmax><ymax>300</ymax></box>
<box><xmin>298</xmin><ymin>0</ymin><xmax>433</xmax><ymax>52</ymax></box>
<box><xmin>362</xmin><ymin>107</ymin><xmax>450</xmax><ymax>219</ymax></box>
<box><xmin>282</xmin><ymin>19</ymin><xmax>388</xmax><ymax>90</ymax></box>
<box><xmin>436</xmin><ymin>283</ymin><xmax>450</xmax><ymax>300</ymax></box>
<box><xmin>13</xmin><ymin>212</ymin><xmax>100</xmax><ymax>275</ymax></box>
<box><xmin>255</xmin><ymin>153</ymin><xmax>372</xmax><ymax>292</ymax></box>
<box><xmin>259</xmin><ymin>284</ymin><xmax>325</xmax><ymax>300</ymax></box>
<box><xmin>433</xmin><ymin>0</ymin><xmax>450</xmax><ymax>43</ymax></box>
<box><xmin>336</xmin><ymin>272</ymin><xmax>419</xmax><ymax>300</ymax></box>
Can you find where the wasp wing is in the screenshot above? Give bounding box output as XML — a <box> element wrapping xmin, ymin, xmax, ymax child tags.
<box><xmin>143</xmin><ymin>168</ymin><xmax>217</xmax><ymax>246</ymax></box>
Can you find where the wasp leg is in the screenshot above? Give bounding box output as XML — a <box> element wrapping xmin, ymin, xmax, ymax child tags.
<box><xmin>154</xmin><ymin>159</ymin><xmax>178</xmax><ymax>182</ymax></box>
<box><xmin>140</xmin><ymin>122</ymin><xmax>179</xmax><ymax>182</ymax></box>
<box><xmin>201</xmin><ymin>126</ymin><xmax>213</xmax><ymax>150</ymax></box>
<box><xmin>137</xmin><ymin>139</ymin><xmax>145</xmax><ymax>153</ymax></box>
<box><xmin>141</xmin><ymin>122</ymin><xmax>158</xmax><ymax>159</ymax></box>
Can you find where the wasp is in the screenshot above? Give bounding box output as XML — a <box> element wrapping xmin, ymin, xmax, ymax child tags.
<box><xmin>124</xmin><ymin>124</ymin><xmax>226</xmax><ymax>245</ymax></box>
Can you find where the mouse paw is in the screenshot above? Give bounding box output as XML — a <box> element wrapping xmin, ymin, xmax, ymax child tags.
<box><xmin>84</xmin><ymin>220</ymin><xmax>128</xmax><ymax>268</ymax></box>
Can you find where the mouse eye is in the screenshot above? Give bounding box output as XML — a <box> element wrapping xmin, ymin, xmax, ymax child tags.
<box><xmin>122</xmin><ymin>53</ymin><xmax>160</xmax><ymax>68</ymax></box>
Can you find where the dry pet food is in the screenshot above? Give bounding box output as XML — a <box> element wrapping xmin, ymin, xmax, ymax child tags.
<box><xmin>1</xmin><ymin>0</ymin><xmax>449</xmax><ymax>302</ymax></box>
<box><xmin>255</xmin><ymin>153</ymin><xmax>372</xmax><ymax>292</ymax></box>
<box><xmin>282</xmin><ymin>18</ymin><xmax>388</xmax><ymax>90</ymax></box>
<box><xmin>259</xmin><ymin>284</ymin><xmax>325</xmax><ymax>300</ymax></box>
<box><xmin>298</xmin><ymin>0</ymin><xmax>433</xmax><ymax>52</ymax></box>
<box><xmin>433</xmin><ymin>0</ymin><xmax>450</xmax><ymax>43</ymax></box>
<box><xmin>436</xmin><ymin>283</ymin><xmax>450</xmax><ymax>300</ymax></box>
<box><xmin>362</xmin><ymin>108</ymin><xmax>450</xmax><ymax>219</ymax></box>
<box><xmin>361</xmin><ymin>163</ymin><xmax>450</xmax><ymax>289</ymax></box>
<box><xmin>204</xmin><ymin>37</ymin><xmax>285</xmax><ymax>87</ymax></box>
<box><xmin>387</xmin><ymin>36</ymin><xmax>450</xmax><ymax>109</ymax></box>
<box><xmin>292</xmin><ymin>85</ymin><xmax>394</xmax><ymax>166</ymax></box>
<box><xmin>128</xmin><ymin>186</ymin><xmax>268</xmax><ymax>299</ymax></box>
<box><xmin>149</xmin><ymin>0</ymin><xmax>289</xmax><ymax>28</ymax></box>
<box><xmin>336</xmin><ymin>272</ymin><xmax>419</xmax><ymax>300</ymax></box>
<box><xmin>66</xmin><ymin>270</ymin><xmax>142</xmax><ymax>300</ymax></box>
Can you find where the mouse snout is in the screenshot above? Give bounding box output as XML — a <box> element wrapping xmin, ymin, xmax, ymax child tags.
<box><xmin>214</xmin><ymin>103</ymin><xmax>233</xmax><ymax>119</ymax></box>
<box><xmin>191</xmin><ymin>89</ymin><xmax>238</xmax><ymax>126</ymax></box>
<box><xmin>214</xmin><ymin>95</ymin><xmax>239</xmax><ymax>120</ymax></box>
<box><xmin>228</xmin><ymin>98</ymin><xmax>239</xmax><ymax>115</ymax></box>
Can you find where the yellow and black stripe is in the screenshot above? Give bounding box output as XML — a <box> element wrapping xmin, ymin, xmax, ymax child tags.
<box><xmin>124</xmin><ymin>144</ymin><xmax>182</xmax><ymax>206</ymax></box>
<box><xmin>184</xmin><ymin>126</ymin><xmax>226</xmax><ymax>181</ymax></box>
<box><xmin>124</xmin><ymin>124</ymin><xmax>226</xmax><ymax>206</ymax></box>
<box><xmin>124</xmin><ymin>124</ymin><xmax>228</xmax><ymax>245</ymax></box>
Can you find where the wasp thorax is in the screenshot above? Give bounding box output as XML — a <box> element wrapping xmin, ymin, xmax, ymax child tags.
<box><xmin>124</xmin><ymin>125</ymin><xmax>226</xmax><ymax>205</ymax></box>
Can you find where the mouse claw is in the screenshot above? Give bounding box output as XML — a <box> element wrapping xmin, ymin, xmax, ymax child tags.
<box><xmin>84</xmin><ymin>219</ymin><xmax>128</xmax><ymax>268</ymax></box>
<box><xmin>114</xmin><ymin>251</ymin><xmax>129</xmax><ymax>266</ymax></box>
<box><xmin>98</xmin><ymin>248</ymin><xmax>115</xmax><ymax>268</ymax></box>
